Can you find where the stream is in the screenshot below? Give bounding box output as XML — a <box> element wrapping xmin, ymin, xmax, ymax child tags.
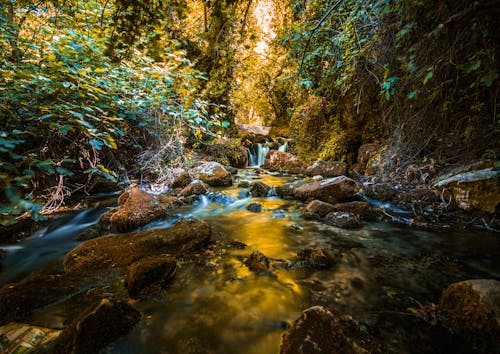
<box><xmin>0</xmin><ymin>168</ymin><xmax>499</xmax><ymax>353</ymax></box>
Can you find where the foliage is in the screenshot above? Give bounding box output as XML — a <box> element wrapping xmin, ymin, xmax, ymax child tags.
<box><xmin>0</xmin><ymin>0</ymin><xmax>227</xmax><ymax>223</ymax></box>
<box><xmin>274</xmin><ymin>0</ymin><xmax>498</xmax><ymax>165</ymax></box>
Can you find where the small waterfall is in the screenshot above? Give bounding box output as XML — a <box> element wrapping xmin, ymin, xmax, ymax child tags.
<box><xmin>247</xmin><ymin>143</ymin><xmax>270</xmax><ymax>168</ymax></box>
<box><xmin>278</xmin><ymin>142</ymin><xmax>288</xmax><ymax>152</ymax></box>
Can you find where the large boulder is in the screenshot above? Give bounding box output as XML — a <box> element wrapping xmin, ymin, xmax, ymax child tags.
<box><xmin>46</xmin><ymin>299</ymin><xmax>140</xmax><ymax>354</ymax></box>
<box><xmin>294</xmin><ymin>176</ymin><xmax>359</xmax><ymax>204</ymax></box>
<box><xmin>433</xmin><ymin>167</ymin><xmax>499</xmax><ymax>213</ymax></box>
<box><xmin>171</xmin><ymin>173</ymin><xmax>192</xmax><ymax>189</ymax></box>
<box><xmin>262</xmin><ymin>150</ymin><xmax>306</xmax><ymax>174</ymax></box>
<box><xmin>332</xmin><ymin>201</ymin><xmax>375</xmax><ymax>220</ymax></box>
<box><xmin>109</xmin><ymin>188</ymin><xmax>180</xmax><ymax>232</ymax></box>
<box><xmin>439</xmin><ymin>279</ymin><xmax>500</xmax><ymax>352</ymax></box>
<box><xmin>306</xmin><ymin>160</ymin><xmax>347</xmax><ymax>178</ymax></box>
<box><xmin>64</xmin><ymin>218</ymin><xmax>211</xmax><ymax>273</ymax></box>
<box><xmin>127</xmin><ymin>256</ymin><xmax>176</xmax><ymax>297</ymax></box>
<box><xmin>275</xmin><ymin>183</ymin><xmax>299</xmax><ymax>199</ymax></box>
<box><xmin>280</xmin><ymin>306</ymin><xmax>357</xmax><ymax>354</ymax></box>
<box><xmin>192</xmin><ymin>161</ymin><xmax>233</xmax><ymax>187</ymax></box>
<box><xmin>302</xmin><ymin>200</ymin><xmax>336</xmax><ymax>220</ymax></box>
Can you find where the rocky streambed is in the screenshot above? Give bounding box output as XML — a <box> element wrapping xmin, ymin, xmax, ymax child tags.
<box><xmin>0</xmin><ymin>165</ymin><xmax>498</xmax><ymax>353</ymax></box>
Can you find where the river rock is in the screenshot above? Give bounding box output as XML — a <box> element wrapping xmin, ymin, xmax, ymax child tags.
<box><xmin>294</xmin><ymin>176</ymin><xmax>359</xmax><ymax>204</ymax></box>
<box><xmin>178</xmin><ymin>180</ymin><xmax>210</xmax><ymax>196</ymax></box>
<box><xmin>127</xmin><ymin>256</ymin><xmax>176</xmax><ymax>296</ymax></box>
<box><xmin>362</xmin><ymin>183</ymin><xmax>397</xmax><ymax>202</ymax></box>
<box><xmin>324</xmin><ymin>212</ymin><xmax>362</xmax><ymax>229</ymax></box>
<box><xmin>64</xmin><ymin>218</ymin><xmax>211</xmax><ymax>273</ymax></box>
<box><xmin>262</xmin><ymin>150</ymin><xmax>306</xmax><ymax>174</ymax></box>
<box><xmin>250</xmin><ymin>182</ymin><xmax>272</xmax><ymax>197</ymax></box>
<box><xmin>433</xmin><ymin>167</ymin><xmax>499</xmax><ymax>213</ymax></box>
<box><xmin>302</xmin><ymin>200</ymin><xmax>336</xmax><ymax>220</ymax></box>
<box><xmin>171</xmin><ymin>173</ymin><xmax>192</xmax><ymax>189</ymax></box>
<box><xmin>109</xmin><ymin>188</ymin><xmax>180</xmax><ymax>232</ymax></box>
<box><xmin>280</xmin><ymin>306</ymin><xmax>357</xmax><ymax>354</ymax></box>
<box><xmin>192</xmin><ymin>161</ymin><xmax>233</xmax><ymax>187</ymax></box>
<box><xmin>244</xmin><ymin>251</ymin><xmax>270</xmax><ymax>271</ymax></box>
<box><xmin>275</xmin><ymin>183</ymin><xmax>298</xmax><ymax>199</ymax></box>
<box><xmin>46</xmin><ymin>299</ymin><xmax>140</xmax><ymax>354</ymax></box>
<box><xmin>306</xmin><ymin>160</ymin><xmax>347</xmax><ymax>178</ymax></box>
<box><xmin>297</xmin><ymin>248</ymin><xmax>337</xmax><ymax>267</ymax></box>
<box><xmin>439</xmin><ymin>279</ymin><xmax>500</xmax><ymax>352</ymax></box>
<box><xmin>332</xmin><ymin>201</ymin><xmax>375</xmax><ymax>220</ymax></box>
<box><xmin>247</xmin><ymin>203</ymin><xmax>263</xmax><ymax>212</ymax></box>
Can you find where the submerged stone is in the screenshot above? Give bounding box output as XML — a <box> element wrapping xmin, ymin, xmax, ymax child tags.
<box><xmin>247</xmin><ymin>203</ymin><xmax>263</xmax><ymax>212</ymax></box>
<box><xmin>64</xmin><ymin>218</ymin><xmax>211</xmax><ymax>273</ymax></box>
<box><xmin>244</xmin><ymin>251</ymin><xmax>271</xmax><ymax>271</ymax></box>
<box><xmin>178</xmin><ymin>180</ymin><xmax>210</xmax><ymax>196</ymax></box>
<box><xmin>0</xmin><ymin>323</ymin><xmax>61</xmax><ymax>352</ymax></box>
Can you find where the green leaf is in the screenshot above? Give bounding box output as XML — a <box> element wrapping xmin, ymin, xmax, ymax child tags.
<box><xmin>56</xmin><ymin>167</ymin><xmax>75</xmax><ymax>176</ymax></box>
<box><xmin>222</xmin><ymin>121</ymin><xmax>230</xmax><ymax>128</ymax></box>
<box><xmin>90</xmin><ymin>139</ymin><xmax>104</xmax><ymax>150</ymax></box>
<box><xmin>423</xmin><ymin>70</ymin><xmax>433</xmax><ymax>84</ymax></box>
<box><xmin>36</xmin><ymin>159</ymin><xmax>55</xmax><ymax>174</ymax></box>
<box><xmin>407</xmin><ymin>90</ymin><xmax>417</xmax><ymax>99</ymax></box>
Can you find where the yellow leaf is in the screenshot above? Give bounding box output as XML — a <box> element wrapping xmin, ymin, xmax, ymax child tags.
<box><xmin>94</xmin><ymin>67</ymin><xmax>108</xmax><ymax>73</ymax></box>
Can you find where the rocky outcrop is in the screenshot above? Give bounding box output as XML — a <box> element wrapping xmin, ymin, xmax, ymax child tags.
<box><xmin>262</xmin><ymin>150</ymin><xmax>306</xmax><ymax>174</ymax></box>
<box><xmin>244</xmin><ymin>251</ymin><xmax>270</xmax><ymax>271</ymax></box>
<box><xmin>250</xmin><ymin>182</ymin><xmax>272</xmax><ymax>197</ymax></box>
<box><xmin>306</xmin><ymin>160</ymin><xmax>347</xmax><ymax>178</ymax></box>
<box><xmin>192</xmin><ymin>161</ymin><xmax>233</xmax><ymax>187</ymax></box>
<box><xmin>280</xmin><ymin>306</ymin><xmax>357</xmax><ymax>354</ymax></box>
<box><xmin>294</xmin><ymin>176</ymin><xmax>359</xmax><ymax>204</ymax></box>
<box><xmin>178</xmin><ymin>180</ymin><xmax>210</xmax><ymax>197</ymax></box>
<box><xmin>439</xmin><ymin>279</ymin><xmax>500</xmax><ymax>352</ymax></box>
<box><xmin>302</xmin><ymin>200</ymin><xmax>336</xmax><ymax>220</ymax></box>
<box><xmin>64</xmin><ymin>218</ymin><xmax>211</xmax><ymax>273</ymax></box>
<box><xmin>127</xmin><ymin>256</ymin><xmax>176</xmax><ymax>296</ymax></box>
<box><xmin>109</xmin><ymin>188</ymin><xmax>180</xmax><ymax>232</ymax></box>
<box><xmin>46</xmin><ymin>299</ymin><xmax>140</xmax><ymax>354</ymax></box>
<box><xmin>433</xmin><ymin>167</ymin><xmax>499</xmax><ymax>213</ymax></box>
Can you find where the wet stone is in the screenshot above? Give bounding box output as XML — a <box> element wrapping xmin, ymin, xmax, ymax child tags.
<box><xmin>244</xmin><ymin>251</ymin><xmax>271</xmax><ymax>271</ymax></box>
<box><xmin>127</xmin><ymin>256</ymin><xmax>176</xmax><ymax>297</ymax></box>
<box><xmin>250</xmin><ymin>181</ymin><xmax>272</xmax><ymax>197</ymax></box>
<box><xmin>324</xmin><ymin>212</ymin><xmax>362</xmax><ymax>229</ymax></box>
<box><xmin>42</xmin><ymin>299</ymin><xmax>141</xmax><ymax>354</ymax></box>
<box><xmin>297</xmin><ymin>247</ymin><xmax>337</xmax><ymax>267</ymax></box>
<box><xmin>247</xmin><ymin>203</ymin><xmax>263</xmax><ymax>212</ymax></box>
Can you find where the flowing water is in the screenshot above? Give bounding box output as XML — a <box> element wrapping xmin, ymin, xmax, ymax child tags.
<box><xmin>0</xmin><ymin>169</ymin><xmax>499</xmax><ymax>353</ymax></box>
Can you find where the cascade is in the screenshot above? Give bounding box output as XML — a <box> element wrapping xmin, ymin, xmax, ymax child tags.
<box><xmin>278</xmin><ymin>142</ymin><xmax>287</xmax><ymax>152</ymax></box>
<box><xmin>247</xmin><ymin>143</ymin><xmax>270</xmax><ymax>168</ymax></box>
